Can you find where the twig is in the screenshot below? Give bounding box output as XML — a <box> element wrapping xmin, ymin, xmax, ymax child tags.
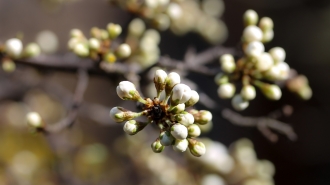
<box><xmin>222</xmin><ymin>108</ymin><xmax>297</xmax><ymax>142</ymax></box>
<box><xmin>45</xmin><ymin>69</ymin><xmax>89</xmax><ymax>133</ymax></box>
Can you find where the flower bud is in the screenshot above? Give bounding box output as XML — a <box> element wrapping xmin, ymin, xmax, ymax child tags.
<box><xmin>201</xmin><ymin>175</ymin><xmax>226</xmax><ymax>185</ymax></box>
<box><xmin>297</xmin><ymin>86</ymin><xmax>312</xmax><ymax>100</ymax></box>
<box><xmin>5</xmin><ymin>38</ymin><xmax>23</xmax><ymax>58</ymax></box>
<box><xmin>103</xmin><ymin>52</ymin><xmax>117</xmax><ymax>63</ymax></box>
<box><xmin>244</xmin><ymin>41</ymin><xmax>264</xmax><ymax>57</ymax></box>
<box><xmin>116</xmin><ymin>81</ymin><xmax>140</xmax><ymax>101</ymax></box>
<box><xmin>188</xmin><ymin>138</ymin><xmax>206</xmax><ymax>157</ymax></box>
<box><xmin>241</xmin><ymin>85</ymin><xmax>256</xmax><ymax>101</ymax></box>
<box><xmin>173</xmin><ymin>139</ymin><xmax>188</xmax><ymax>152</ymax></box>
<box><xmin>188</xmin><ymin>124</ymin><xmax>201</xmax><ymax>138</ymax></box>
<box><xmin>26</xmin><ymin>112</ymin><xmax>44</xmax><ymax>128</ymax></box>
<box><xmin>175</xmin><ymin>112</ymin><xmax>194</xmax><ymax>127</ymax></box>
<box><xmin>24</xmin><ymin>43</ymin><xmax>41</xmax><ymax>58</ymax></box>
<box><xmin>88</xmin><ymin>38</ymin><xmax>100</xmax><ymax>50</ymax></box>
<box><xmin>154</xmin><ymin>69</ymin><xmax>167</xmax><ymax>94</ymax></box>
<box><xmin>165</xmin><ymin>72</ymin><xmax>180</xmax><ymax>95</ymax></box>
<box><xmin>220</xmin><ymin>54</ymin><xmax>236</xmax><ymax>73</ymax></box>
<box><xmin>243</xmin><ymin>9</ymin><xmax>258</xmax><ymax>26</ymax></box>
<box><xmin>214</xmin><ymin>73</ymin><xmax>229</xmax><ymax>85</ymax></box>
<box><xmin>151</xmin><ymin>139</ymin><xmax>165</xmax><ymax>153</ymax></box>
<box><xmin>116</xmin><ymin>43</ymin><xmax>131</xmax><ymax>58</ymax></box>
<box><xmin>269</xmin><ymin>47</ymin><xmax>286</xmax><ymax>63</ymax></box>
<box><xmin>232</xmin><ymin>94</ymin><xmax>249</xmax><ymax>111</ymax></box>
<box><xmin>123</xmin><ymin>120</ymin><xmax>148</xmax><ymax>135</ymax></box>
<box><xmin>171</xmin><ymin>84</ymin><xmax>192</xmax><ymax>105</ymax></box>
<box><xmin>191</xmin><ymin>110</ymin><xmax>212</xmax><ymax>125</ymax></box>
<box><xmin>242</xmin><ymin>25</ymin><xmax>263</xmax><ymax>43</ymax></box>
<box><xmin>2</xmin><ymin>59</ymin><xmax>16</xmax><ymax>73</ymax></box>
<box><xmin>185</xmin><ymin>90</ymin><xmax>199</xmax><ymax>107</ymax></box>
<box><xmin>109</xmin><ymin>107</ymin><xmax>142</xmax><ymax>123</ymax></box>
<box><xmin>170</xmin><ymin>103</ymin><xmax>185</xmax><ymax>114</ymax></box>
<box><xmin>262</xmin><ymin>29</ymin><xmax>274</xmax><ymax>43</ymax></box>
<box><xmin>107</xmin><ymin>23</ymin><xmax>122</xmax><ymax>39</ymax></box>
<box><xmin>129</xmin><ymin>18</ymin><xmax>146</xmax><ymax>37</ymax></box>
<box><xmin>256</xmin><ymin>52</ymin><xmax>274</xmax><ymax>71</ymax></box>
<box><xmin>160</xmin><ymin>131</ymin><xmax>174</xmax><ymax>146</ymax></box>
<box><xmin>276</xmin><ymin>62</ymin><xmax>290</xmax><ymax>80</ymax></box>
<box><xmin>171</xmin><ymin>124</ymin><xmax>188</xmax><ymax>140</ymax></box>
<box><xmin>70</xmin><ymin>29</ymin><xmax>84</xmax><ymax>38</ymax></box>
<box><xmin>259</xmin><ymin>17</ymin><xmax>274</xmax><ymax>31</ymax></box>
<box><xmin>259</xmin><ymin>84</ymin><xmax>282</xmax><ymax>100</ymax></box>
<box><xmin>217</xmin><ymin>83</ymin><xmax>236</xmax><ymax>99</ymax></box>
<box><xmin>153</xmin><ymin>13</ymin><xmax>170</xmax><ymax>31</ymax></box>
<box><xmin>167</xmin><ymin>3</ymin><xmax>182</xmax><ymax>20</ymax></box>
<box><xmin>73</xmin><ymin>43</ymin><xmax>89</xmax><ymax>57</ymax></box>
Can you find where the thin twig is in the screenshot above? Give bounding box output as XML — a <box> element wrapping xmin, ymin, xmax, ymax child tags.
<box><xmin>45</xmin><ymin>69</ymin><xmax>89</xmax><ymax>133</ymax></box>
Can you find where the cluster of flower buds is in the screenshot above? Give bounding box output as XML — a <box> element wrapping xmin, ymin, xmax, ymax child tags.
<box><xmin>110</xmin><ymin>70</ymin><xmax>212</xmax><ymax>156</ymax></box>
<box><xmin>215</xmin><ymin>9</ymin><xmax>311</xmax><ymax>111</ymax></box>
<box><xmin>68</xmin><ymin>23</ymin><xmax>131</xmax><ymax>62</ymax></box>
<box><xmin>0</xmin><ymin>38</ymin><xmax>41</xmax><ymax>72</ymax></box>
<box><xmin>111</xmin><ymin>0</ymin><xmax>227</xmax><ymax>44</ymax></box>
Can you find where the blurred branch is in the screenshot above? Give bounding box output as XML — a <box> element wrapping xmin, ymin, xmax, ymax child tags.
<box><xmin>45</xmin><ymin>69</ymin><xmax>89</xmax><ymax>133</ymax></box>
<box><xmin>222</xmin><ymin>108</ymin><xmax>297</xmax><ymax>142</ymax></box>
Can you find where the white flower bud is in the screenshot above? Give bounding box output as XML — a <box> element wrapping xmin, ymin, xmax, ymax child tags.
<box><xmin>167</xmin><ymin>3</ymin><xmax>182</xmax><ymax>20</ymax></box>
<box><xmin>265</xmin><ymin>65</ymin><xmax>281</xmax><ymax>81</ymax></box>
<box><xmin>188</xmin><ymin>124</ymin><xmax>201</xmax><ymax>138</ymax></box>
<box><xmin>73</xmin><ymin>43</ymin><xmax>89</xmax><ymax>57</ymax></box>
<box><xmin>171</xmin><ymin>84</ymin><xmax>192</xmax><ymax>105</ymax></box>
<box><xmin>243</xmin><ymin>25</ymin><xmax>263</xmax><ymax>43</ymax></box>
<box><xmin>24</xmin><ymin>43</ymin><xmax>41</xmax><ymax>58</ymax></box>
<box><xmin>243</xmin><ymin>9</ymin><xmax>258</xmax><ymax>26</ymax></box>
<box><xmin>244</xmin><ymin>41</ymin><xmax>264</xmax><ymax>57</ymax></box>
<box><xmin>68</xmin><ymin>38</ymin><xmax>80</xmax><ymax>50</ymax></box>
<box><xmin>192</xmin><ymin>110</ymin><xmax>213</xmax><ymax>125</ymax></box>
<box><xmin>185</xmin><ymin>90</ymin><xmax>199</xmax><ymax>107</ymax></box>
<box><xmin>26</xmin><ymin>112</ymin><xmax>44</xmax><ymax>128</ymax></box>
<box><xmin>88</xmin><ymin>38</ymin><xmax>100</xmax><ymax>50</ymax></box>
<box><xmin>173</xmin><ymin>139</ymin><xmax>188</xmax><ymax>152</ymax></box>
<box><xmin>145</xmin><ymin>0</ymin><xmax>158</xmax><ymax>8</ymax></box>
<box><xmin>116</xmin><ymin>81</ymin><xmax>138</xmax><ymax>100</ymax></box>
<box><xmin>214</xmin><ymin>73</ymin><xmax>229</xmax><ymax>85</ymax></box>
<box><xmin>256</xmin><ymin>52</ymin><xmax>274</xmax><ymax>71</ymax></box>
<box><xmin>232</xmin><ymin>94</ymin><xmax>249</xmax><ymax>111</ymax></box>
<box><xmin>153</xmin><ymin>13</ymin><xmax>170</xmax><ymax>31</ymax></box>
<box><xmin>262</xmin><ymin>29</ymin><xmax>274</xmax><ymax>43</ymax></box>
<box><xmin>123</xmin><ymin>120</ymin><xmax>148</xmax><ymax>135</ymax></box>
<box><xmin>201</xmin><ymin>174</ymin><xmax>226</xmax><ymax>185</ymax></box>
<box><xmin>165</xmin><ymin>72</ymin><xmax>180</xmax><ymax>94</ymax></box>
<box><xmin>171</xmin><ymin>124</ymin><xmax>188</xmax><ymax>140</ymax></box>
<box><xmin>128</xmin><ymin>18</ymin><xmax>146</xmax><ymax>37</ymax></box>
<box><xmin>220</xmin><ymin>54</ymin><xmax>236</xmax><ymax>73</ymax></box>
<box><xmin>297</xmin><ymin>86</ymin><xmax>312</xmax><ymax>100</ymax></box>
<box><xmin>109</xmin><ymin>107</ymin><xmax>141</xmax><ymax>123</ymax></box>
<box><xmin>259</xmin><ymin>17</ymin><xmax>274</xmax><ymax>31</ymax></box>
<box><xmin>241</xmin><ymin>85</ymin><xmax>256</xmax><ymax>101</ymax></box>
<box><xmin>188</xmin><ymin>139</ymin><xmax>206</xmax><ymax>157</ymax></box>
<box><xmin>260</xmin><ymin>84</ymin><xmax>282</xmax><ymax>100</ymax></box>
<box><xmin>277</xmin><ymin>62</ymin><xmax>290</xmax><ymax>80</ymax></box>
<box><xmin>269</xmin><ymin>47</ymin><xmax>286</xmax><ymax>63</ymax></box>
<box><xmin>151</xmin><ymin>139</ymin><xmax>165</xmax><ymax>153</ymax></box>
<box><xmin>154</xmin><ymin>69</ymin><xmax>167</xmax><ymax>93</ymax></box>
<box><xmin>217</xmin><ymin>83</ymin><xmax>236</xmax><ymax>99</ymax></box>
<box><xmin>116</xmin><ymin>43</ymin><xmax>131</xmax><ymax>58</ymax></box>
<box><xmin>107</xmin><ymin>23</ymin><xmax>122</xmax><ymax>39</ymax></box>
<box><xmin>5</xmin><ymin>38</ymin><xmax>23</xmax><ymax>58</ymax></box>
<box><xmin>175</xmin><ymin>112</ymin><xmax>194</xmax><ymax>127</ymax></box>
<box><xmin>170</xmin><ymin>103</ymin><xmax>185</xmax><ymax>114</ymax></box>
<box><xmin>160</xmin><ymin>131</ymin><xmax>174</xmax><ymax>146</ymax></box>
<box><xmin>70</xmin><ymin>29</ymin><xmax>84</xmax><ymax>38</ymax></box>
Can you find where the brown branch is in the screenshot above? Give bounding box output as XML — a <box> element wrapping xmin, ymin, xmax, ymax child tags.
<box><xmin>221</xmin><ymin>108</ymin><xmax>297</xmax><ymax>142</ymax></box>
<box><xmin>45</xmin><ymin>69</ymin><xmax>89</xmax><ymax>133</ymax></box>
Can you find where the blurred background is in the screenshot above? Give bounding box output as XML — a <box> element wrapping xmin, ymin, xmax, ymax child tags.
<box><xmin>0</xmin><ymin>0</ymin><xmax>330</xmax><ymax>184</ymax></box>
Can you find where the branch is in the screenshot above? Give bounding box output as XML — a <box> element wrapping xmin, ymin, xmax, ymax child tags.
<box><xmin>44</xmin><ymin>69</ymin><xmax>89</xmax><ymax>133</ymax></box>
<box><xmin>221</xmin><ymin>108</ymin><xmax>297</xmax><ymax>142</ymax></box>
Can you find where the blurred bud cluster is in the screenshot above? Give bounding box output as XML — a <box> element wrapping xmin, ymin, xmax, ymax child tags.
<box><xmin>215</xmin><ymin>9</ymin><xmax>312</xmax><ymax>111</ymax></box>
<box><xmin>0</xmin><ymin>38</ymin><xmax>41</xmax><ymax>73</ymax></box>
<box><xmin>110</xmin><ymin>70</ymin><xmax>212</xmax><ymax>156</ymax></box>
<box><xmin>110</xmin><ymin>0</ymin><xmax>227</xmax><ymax>44</ymax></box>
